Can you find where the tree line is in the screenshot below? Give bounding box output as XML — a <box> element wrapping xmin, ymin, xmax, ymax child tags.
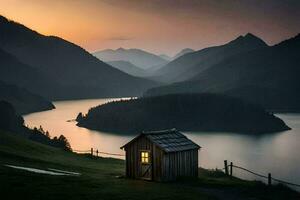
<box><xmin>0</xmin><ymin>101</ymin><xmax>71</xmax><ymax>151</ymax></box>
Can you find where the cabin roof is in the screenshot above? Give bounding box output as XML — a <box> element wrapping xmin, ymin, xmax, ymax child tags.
<box><xmin>121</xmin><ymin>128</ymin><xmax>201</xmax><ymax>153</ymax></box>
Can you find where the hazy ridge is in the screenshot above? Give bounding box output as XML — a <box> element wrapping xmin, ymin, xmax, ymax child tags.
<box><xmin>0</xmin><ymin>15</ymin><xmax>158</xmax><ymax>100</ymax></box>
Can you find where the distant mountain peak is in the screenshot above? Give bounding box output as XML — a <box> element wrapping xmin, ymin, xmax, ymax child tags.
<box><xmin>178</xmin><ymin>48</ymin><xmax>194</xmax><ymax>54</ymax></box>
<box><xmin>116</xmin><ymin>47</ymin><xmax>125</xmax><ymax>51</ymax></box>
<box><xmin>173</xmin><ymin>48</ymin><xmax>195</xmax><ymax>59</ymax></box>
<box><xmin>183</xmin><ymin>48</ymin><xmax>194</xmax><ymax>51</ymax></box>
<box><xmin>245</xmin><ymin>32</ymin><xmax>256</xmax><ymax>37</ymax></box>
<box><xmin>159</xmin><ymin>54</ymin><xmax>172</xmax><ymax>61</ymax></box>
<box><xmin>230</xmin><ymin>33</ymin><xmax>267</xmax><ymax>47</ymax></box>
<box><xmin>93</xmin><ymin>47</ymin><xmax>168</xmax><ymax>69</ymax></box>
<box><xmin>0</xmin><ymin>15</ymin><xmax>8</xmax><ymax>22</ymax></box>
<box><xmin>244</xmin><ymin>33</ymin><xmax>262</xmax><ymax>40</ymax></box>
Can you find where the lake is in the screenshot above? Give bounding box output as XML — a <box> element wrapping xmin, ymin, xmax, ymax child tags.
<box><xmin>24</xmin><ymin>98</ymin><xmax>300</xmax><ymax>188</ymax></box>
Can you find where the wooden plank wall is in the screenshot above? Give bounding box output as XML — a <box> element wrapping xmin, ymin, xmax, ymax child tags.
<box><xmin>162</xmin><ymin>149</ymin><xmax>198</xmax><ymax>181</ymax></box>
<box><xmin>152</xmin><ymin>144</ymin><xmax>164</xmax><ymax>181</ymax></box>
<box><xmin>125</xmin><ymin>136</ymin><xmax>155</xmax><ymax>179</ymax></box>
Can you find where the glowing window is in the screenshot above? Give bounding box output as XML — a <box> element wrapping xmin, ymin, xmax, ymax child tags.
<box><xmin>141</xmin><ymin>151</ymin><xmax>149</xmax><ymax>163</ymax></box>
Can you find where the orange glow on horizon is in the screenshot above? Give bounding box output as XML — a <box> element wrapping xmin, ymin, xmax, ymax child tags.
<box><xmin>0</xmin><ymin>0</ymin><xmax>299</xmax><ymax>55</ymax></box>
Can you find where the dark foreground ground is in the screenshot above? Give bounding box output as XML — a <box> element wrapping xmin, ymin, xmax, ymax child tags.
<box><xmin>0</xmin><ymin>131</ymin><xmax>299</xmax><ymax>200</ymax></box>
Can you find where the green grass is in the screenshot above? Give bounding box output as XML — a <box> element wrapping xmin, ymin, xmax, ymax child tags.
<box><xmin>0</xmin><ymin>132</ymin><xmax>299</xmax><ymax>200</ymax></box>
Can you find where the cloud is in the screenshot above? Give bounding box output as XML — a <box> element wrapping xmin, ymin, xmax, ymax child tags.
<box><xmin>106</xmin><ymin>36</ymin><xmax>134</xmax><ymax>41</ymax></box>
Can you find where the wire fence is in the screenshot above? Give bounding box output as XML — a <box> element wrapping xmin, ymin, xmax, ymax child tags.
<box><xmin>223</xmin><ymin>160</ymin><xmax>300</xmax><ymax>188</ymax></box>
<box><xmin>70</xmin><ymin>151</ymin><xmax>300</xmax><ymax>188</ymax></box>
<box><xmin>73</xmin><ymin>148</ymin><xmax>125</xmax><ymax>157</ymax></box>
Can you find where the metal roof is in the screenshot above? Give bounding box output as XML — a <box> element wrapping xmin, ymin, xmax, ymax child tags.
<box><xmin>121</xmin><ymin>128</ymin><xmax>201</xmax><ymax>153</ymax></box>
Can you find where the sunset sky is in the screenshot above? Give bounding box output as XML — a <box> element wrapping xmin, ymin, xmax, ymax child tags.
<box><xmin>0</xmin><ymin>0</ymin><xmax>299</xmax><ymax>55</ymax></box>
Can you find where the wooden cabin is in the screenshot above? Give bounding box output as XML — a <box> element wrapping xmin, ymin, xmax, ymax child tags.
<box><xmin>120</xmin><ymin>129</ymin><xmax>201</xmax><ymax>181</ymax></box>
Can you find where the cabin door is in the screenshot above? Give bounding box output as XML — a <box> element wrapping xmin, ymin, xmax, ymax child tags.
<box><xmin>139</xmin><ymin>151</ymin><xmax>152</xmax><ymax>180</ymax></box>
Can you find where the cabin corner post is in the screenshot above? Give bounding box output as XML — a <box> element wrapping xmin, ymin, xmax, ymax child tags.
<box><xmin>196</xmin><ymin>149</ymin><xmax>199</xmax><ymax>178</ymax></box>
<box><xmin>224</xmin><ymin>160</ymin><xmax>228</xmax><ymax>175</ymax></box>
<box><xmin>124</xmin><ymin>149</ymin><xmax>128</xmax><ymax>178</ymax></box>
<box><xmin>152</xmin><ymin>143</ymin><xmax>155</xmax><ymax>181</ymax></box>
<box><xmin>268</xmin><ymin>173</ymin><xmax>272</xmax><ymax>186</ymax></box>
<box><xmin>230</xmin><ymin>162</ymin><xmax>233</xmax><ymax>177</ymax></box>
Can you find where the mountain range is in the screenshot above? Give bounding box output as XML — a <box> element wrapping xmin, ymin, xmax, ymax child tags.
<box><xmin>153</xmin><ymin>33</ymin><xmax>267</xmax><ymax>83</ymax></box>
<box><xmin>145</xmin><ymin>33</ymin><xmax>300</xmax><ymax>111</ymax></box>
<box><xmin>0</xmin><ymin>80</ymin><xmax>54</xmax><ymax>115</ymax></box>
<box><xmin>0</xmin><ymin>15</ymin><xmax>157</xmax><ymax>100</ymax></box>
<box><xmin>159</xmin><ymin>49</ymin><xmax>195</xmax><ymax>61</ymax></box>
<box><xmin>159</xmin><ymin>54</ymin><xmax>172</xmax><ymax>61</ymax></box>
<box><xmin>93</xmin><ymin>48</ymin><xmax>168</xmax><ymax>70</ymax></box>
<box><xmin>107</xmin><ymin>60</ymin><xmax>147</xmax><ymax>77</ymax></box>
<box><xmin>94</xmin><ymin>48</ymin><xmax>196</xmax><ymax>77</ymax></box>
<box><xmin>172</xmin><ymin>48</ymin><xmax>195</xmax><ymax>60</ymax></box>
<box><xmin>1</xmin><ymin>14</ymin><xmax>299</xmax><ymax>112</ymax></box>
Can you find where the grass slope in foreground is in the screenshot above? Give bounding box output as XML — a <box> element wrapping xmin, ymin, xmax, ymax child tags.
<box><xmin>0</xmin><ymin>132</ymin><xmax>299</xmax><ymax>200</ymax></box>
<box><xmin>76</xmin><ymin>93</ymin><xmax>290</xmax><ymax>134</ymax></box>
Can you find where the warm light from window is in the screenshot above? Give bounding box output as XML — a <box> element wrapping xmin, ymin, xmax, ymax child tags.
<box><xmin>141</xmin><ymin>151</ymin><xmax>149</xmax><ymax>163</ymax></box>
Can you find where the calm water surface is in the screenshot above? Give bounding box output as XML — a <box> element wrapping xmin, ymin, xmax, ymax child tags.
<box><xmin>24</xmin><ymin>98</ymin><xmax>300</xmax><ymax>187</ymax></box>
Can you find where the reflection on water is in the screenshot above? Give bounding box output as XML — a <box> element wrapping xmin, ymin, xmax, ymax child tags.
<box><xmin>24</xmin><ymin>98</ymin><xmax>134</xmax><ymax>157</ymax></box>
<box><xmin>24</xmin><ymin>99</ymin><xmax>300</xmax><ymax>187</ymax></box>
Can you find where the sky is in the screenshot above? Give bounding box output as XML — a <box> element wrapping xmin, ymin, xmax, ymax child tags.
<box><xmin>0</xmin><ymin>0</ymin><xmax>299</xmax><ymax>56</ymax></box>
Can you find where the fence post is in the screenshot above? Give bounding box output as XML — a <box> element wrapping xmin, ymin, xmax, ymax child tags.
<box><xmin>96</xmin><ymin>149</ymin><xmax>99</xmax><ymax>157</ymax></box>
<box><xmin>268</xmin><ymin>173</ymin><xmax>272</xmax><ymax>186</ymax></box>
<box><xmin>224</xmin><ymin>160</ymin><xmax>228</xmax><ymax>175</ymax></box>
<box><xmin>91</xmin><ymin>148</ymin><xmax>93</xmax><ymax>156</ymax></box>
<box><xmin>230</xmin><ymin>162</ymin><xmax>233</xmax><ymax>177</ymax></box>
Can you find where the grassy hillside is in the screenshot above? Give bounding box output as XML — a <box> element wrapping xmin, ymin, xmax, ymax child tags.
<box><xmin>0</xmin><ymin>132</ymin><xmax>299</xmax><ymax>200</ymax></box>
